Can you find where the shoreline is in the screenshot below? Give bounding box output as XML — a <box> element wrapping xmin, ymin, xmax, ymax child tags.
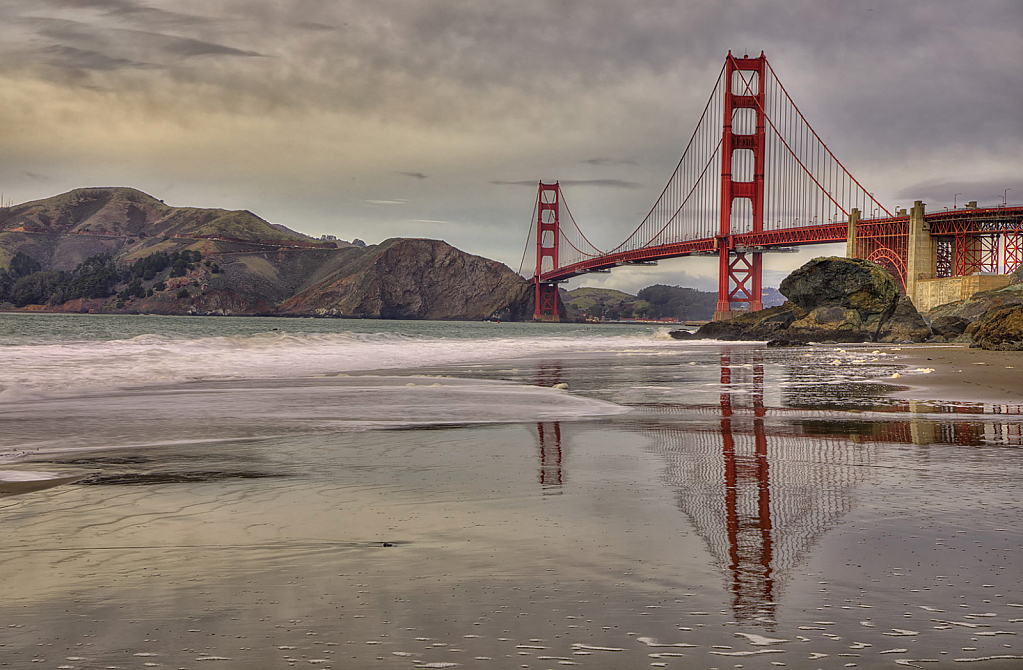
<box><xmin>887</xmin><ymin>343</ymin><xmax>1022</xmax><ymax>404</ymax></box>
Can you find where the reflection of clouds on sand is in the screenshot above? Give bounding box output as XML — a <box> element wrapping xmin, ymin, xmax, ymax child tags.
<box><xmin>0</xmin><ymin>470</ymin><xmax>86</xmax><ymax>497</ymax></box>
<box><xmin>0</xmin><ymin>375</ymin><xmax>628</xmax><ymax>461</ymax></box>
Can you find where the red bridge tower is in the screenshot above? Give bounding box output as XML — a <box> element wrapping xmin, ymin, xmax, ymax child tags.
<box><xmin>534</xmin><ymin>182</ymin><xmax>561</xmax><ymax>321</ymax></box>
<box><xmin>716</xmin><ymin>52</ymin><xmax>766</xmax><ymax>320</ymax></box>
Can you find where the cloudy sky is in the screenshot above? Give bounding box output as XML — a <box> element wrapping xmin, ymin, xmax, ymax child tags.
<box><xmin>1</xmin><ymin>0</ymin><xmax>1020</xmax><ymax>292</ymax></box>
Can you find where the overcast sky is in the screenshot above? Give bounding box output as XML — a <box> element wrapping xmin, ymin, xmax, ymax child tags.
<box><xmin>1</xmin><ymin>0</ymin><xmax>1020</xmax><ymax>292</ymax></box>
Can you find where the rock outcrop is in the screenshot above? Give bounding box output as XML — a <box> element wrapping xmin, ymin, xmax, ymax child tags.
<box><xmin>929</xmin><ymin>315</ymin><xmax>972</xmax><ymax>340</ymax></box>
<box><xmin>877</xmin><ymin>296</ymin><xmax>932</xmax><ymax>343</ymax></box>
<box><xmin>693</xmin><ymin>303</ymin><xmax>804</xmax><ymax>341</ymax></box>
<box><xmin>780</xmin><ymin>257</ymin><xmax>899</xmax><ymax>341</ymax></box>
<box><xmin>693</xmin><ymin>257</ymin><xmax>929</xmax><ymax>343</ymax></box>
<box><xmin>925</xmin><ymin>281</ymin><xmax>1023</xmax><ymax>323</ymax></box>
<box><xmin>965</xmin><ymin>305</ymin><xmax>1023</xmax><ymax>351</ymax></box>
<box><xmin>922</xmin><ymin>277</ymin><xmax>1023</xmax><ymax>348</ymax></box>
<box><xmin>278</xmin><ymin>238</ymin><xmax>532</xmax><ymax>320</ymax></box>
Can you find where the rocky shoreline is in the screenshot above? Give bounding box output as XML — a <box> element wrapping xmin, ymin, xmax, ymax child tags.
<box><xmin>671</xmin><ymin>256</ymin><xmax>1023</xmax><ymax>351</ymax></box>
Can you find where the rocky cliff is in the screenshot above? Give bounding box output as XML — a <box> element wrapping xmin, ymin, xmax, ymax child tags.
<box><xmin>277</xmin><ymin>238</ymin><xmax>532</xmax><ymax>320</ymax></box>
<box><xmin>0</xmin><ymin>188</ymin><xmax>532</xmax><ymax>320</ymax></box>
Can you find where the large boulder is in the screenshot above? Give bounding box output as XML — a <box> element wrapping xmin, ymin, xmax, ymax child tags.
<box><xmin>929</xmin><ymin>314</ymin><xmax>971</xmax><ymax>339</ymax></box>
<box><xmin>780</xmin><ymin>257</ymin><xmax>899</xmax><ymax>341</ymax></box>
<box><xmin>695</xmin><ymin>302</ymin><xmax>804</xmax><ymax>341</ymax></box>
<box><xmin>965</xmin><ymin>305</ymin><xmax>1023</xmax><ymax>350</ymax></box>
<box><xmin>694</xmin><ymin>256</ymin><xmax>927</xmax><ymax>343</ymax></box>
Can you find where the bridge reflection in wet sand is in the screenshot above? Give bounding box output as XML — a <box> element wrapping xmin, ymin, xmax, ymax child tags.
<box><xmin>533</xmin><ymin>350</ymin><xmax>1023</xmax><ymax>626</ymax></box>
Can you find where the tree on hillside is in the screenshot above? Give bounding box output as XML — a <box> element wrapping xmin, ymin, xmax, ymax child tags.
<box><xmin>8</xmin><ymin>271</ymin><xmax>63</xmax><ymax>307</ymax></box>
<box><xmin>0</xmin><ymin>248</ymin><xmax>208</xmax><ymax>306</ymax></box>
<box><xmin>50</xmin><ymin>253</ymin><xmax>122</xmax><ymax>303</ymax></box>
<box><xmin>636</xmin><ymin>284</ymin><xmax>717</xmax><ymax>320</ymax></box>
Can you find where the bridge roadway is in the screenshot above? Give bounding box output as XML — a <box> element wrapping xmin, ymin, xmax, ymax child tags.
<box><xmin>537</xmin><ymin>204</ymin><xmax>1023</xmax><ymax>284</ymax></box>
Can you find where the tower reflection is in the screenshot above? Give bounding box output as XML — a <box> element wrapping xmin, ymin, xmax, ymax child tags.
<box><xmin>651</xmin><ymin>350</ymin><xmax>876</xmax><ymax>626</ymax></box>
<box><xmin>535</xmin><ymin>362</ymin><xmax>565</xmax><ymax>493</ymax></box>
<box><xmin>718</xmin><ymin>352</ymin><xmax>776</xmax><ymax>622</ymax></box>
<box><xmin>526</xmin><ymin>350</ymin><xmax>1023</xmax><ymax>624</ymax></box>
<box><xmin>536</xmin><ymin>422</ymin><xmax>563</xmax><ymax>492</ymax></box>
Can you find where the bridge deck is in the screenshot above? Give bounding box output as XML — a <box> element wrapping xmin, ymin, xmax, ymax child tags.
<box><xmin>537</xmin><ymin>206</ymin><xmax>1023</xmax><ymax>284</ymax></box>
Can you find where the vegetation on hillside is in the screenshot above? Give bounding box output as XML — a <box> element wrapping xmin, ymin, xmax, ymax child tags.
<box><xmin>635</xmin><ymin>285</ymin><xmax>718</xmax><ymax>320</ymax></box>
<box><xmin>0</xmin><ymin>249</ymin><xmax>209</xmax><ymax>308</ymax></box>
<box><xmin>563</xmin><ymin>284</ymin><xmax>717</xmax><ymax>321</ymax></box>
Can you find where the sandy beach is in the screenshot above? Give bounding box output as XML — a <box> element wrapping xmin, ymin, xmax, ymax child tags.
<box><xmin>891</xmin><ymin>344</ymin><xmax>1022</xmax><ymax>404</ymax></box>
<box><xmin>2</xmin><ymin>315</ymin><xmax>1022</xmax><ymax>669</ymax></box>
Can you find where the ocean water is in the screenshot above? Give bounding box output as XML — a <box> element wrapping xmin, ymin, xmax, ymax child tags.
<box><xmin>1</xmin><ymin>312</ymin><xmax>1022</xmax><ymax>669</ymax></box>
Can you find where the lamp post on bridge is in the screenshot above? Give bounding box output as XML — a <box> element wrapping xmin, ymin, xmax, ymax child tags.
<box><xmin>954</xmin><ymin>193</ymin><xmax>961</xmax><ymax>209</ymax></box>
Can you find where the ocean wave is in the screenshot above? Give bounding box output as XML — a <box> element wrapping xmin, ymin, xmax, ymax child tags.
<box><xmin>0</xmin><ymin>326</ymin><xmax>686</xmax><ymax>397</ymax></box>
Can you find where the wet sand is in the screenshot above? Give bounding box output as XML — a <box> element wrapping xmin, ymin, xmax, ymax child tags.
<box><xmin>2</xmin><ymin>345</ymin><xmax>1022</xmax><ymax>669</ymax></box>
<box><xmin>889</xmin><ymin>345</ymin><xmax>1022</xmax><ymax>404</ymax></box>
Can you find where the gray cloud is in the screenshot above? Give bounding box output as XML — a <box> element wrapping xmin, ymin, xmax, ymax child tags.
<box><xmin>295</xmin><ymin>21</ymin><xmax>338</xmax><ymax>32</ymax></box>
<box><xmin>162</xmin><ymin>36</ymin><xmax>265</xmax><ymax>58</ymax></box>
<box><xmin>44</xmin><ymin>44</ymin><xmax>153</xmax><ymax>71</ymax></box>
<box><xmin>896</xmin><ymin>179</ymin><xmax>1020</xmax><ymax>207</ymax></box>
<box><xmin>492</xmin><ymin>179</ymin><xmax>642</xmax><ymax>189</ymax></box>
<box><xmin>583</xmin><ymin>158</ymin><xmax>638</xmax><ymax>167</ymax></box>
<box><xmin>38</xmin><ymin>0</ymin><xmax>214</xmax><ymax>26</ymax></box>
<box><xmin>0</xmin><ymin>0</ymin><xmax>1020</xmax><ymax>290</ymax></box>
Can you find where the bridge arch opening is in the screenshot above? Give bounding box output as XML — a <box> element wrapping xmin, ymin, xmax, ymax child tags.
<box><xmin>730</xmin><ymin>198</ymin><xmax>753</xmax><ymax>234</ymax></box>
<box><xmin>865</xmin><ymin>248</ymin><xmax>907</xmax><ymax>293</ymax></box>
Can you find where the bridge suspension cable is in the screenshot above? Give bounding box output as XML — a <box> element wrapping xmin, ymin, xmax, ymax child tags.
<box><xmin>536</xmin><ymin>53</ymin><xmax>897</xmax><ymax>274</ymax></box>
<box><xmin>757</xmin><ymin>60</ymin><xmax>892</xmax><ymax>226</ymax></box>
<box><xmin>607</xmin><ymin>62</ymin><xmax>728</xmax><ymax>257</ymax></box>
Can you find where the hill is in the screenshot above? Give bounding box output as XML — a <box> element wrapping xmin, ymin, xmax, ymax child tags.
<box><xmin>561</xmin><ymin>287</ymin><xmax>648</xmax><ymax>320</ymax></box>
<box><xmin>563</xmin><ymin>284</ymin><xmax>787</xmax><ymax>321</ymax></box>
<box><xmin>0</xmin><ymin>188</ymin><xmax>531</xmax><ymax>319</ymax></box>
<box><xmin>563</xmin><ymin>285</ymin><xmax>719</xmax><ymax>321</ymax></box>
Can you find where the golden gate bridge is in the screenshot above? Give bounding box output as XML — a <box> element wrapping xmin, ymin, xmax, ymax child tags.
<box><xmin>520</xmin><ymin>52</ymin><xmax>1023</xmax><ymax>321</ymax></box>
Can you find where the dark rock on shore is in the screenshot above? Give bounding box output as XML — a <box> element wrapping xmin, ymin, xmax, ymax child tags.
<box><xmin>667</xmin><ymin>329</ymin><xmax>699</xmax><ymax>339</ymax></box>
<box><xmin>925</xmin><ymin>282</ymin><xmax>1023</xmax><ymax>323</ymax></box>
<box><xmin>766</xmin><ymin>338</ymin><xmax>809</xmax><ymax>347</ymax></box>
<box><xmin>923</xmin><ymin>275</ymin><xmax>1023</xmax><ymax>349</ymax></box>
<box><xmin>693</xmin><ymin>302</ymin><xmax>804</xmax><ymax>341</ymax></box>
<box><xmin>694</xmin><ymin>257</ymin><xmax>925</xmax><ymax>343</ymax></box>
<box><xmin>877</xmin><ymin>296</ymin><xmax>932</xmax><ymax>343</ymax></box>
<box><xmin>780</xmin><ymin>257</ymin><xmax>899</xmax><ymax>342</ymax></box>
<box><xmin>965</xmin><ymin>305</ymin><xmax>1023</xmax><ymax>351</ymax></box>
<box><xmin>929</xmin><ymin>315</ymin><xmax>971</xmax><ymax>340</ymax></box>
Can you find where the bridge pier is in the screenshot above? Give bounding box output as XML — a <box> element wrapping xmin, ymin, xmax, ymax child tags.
<box><xmin>845</xmin><ymin>208</ymin><xmax>861</xmax><ymax>259</ymax></box>
<box><xmin>714</xmin><ymin>248</ymin><xmax>763</xmax><ymax>321</ymax></box>
<box><xmin>905</xmin><ymin>200</ymin><xmax>935</xmax><ymax>305</ymax></box>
